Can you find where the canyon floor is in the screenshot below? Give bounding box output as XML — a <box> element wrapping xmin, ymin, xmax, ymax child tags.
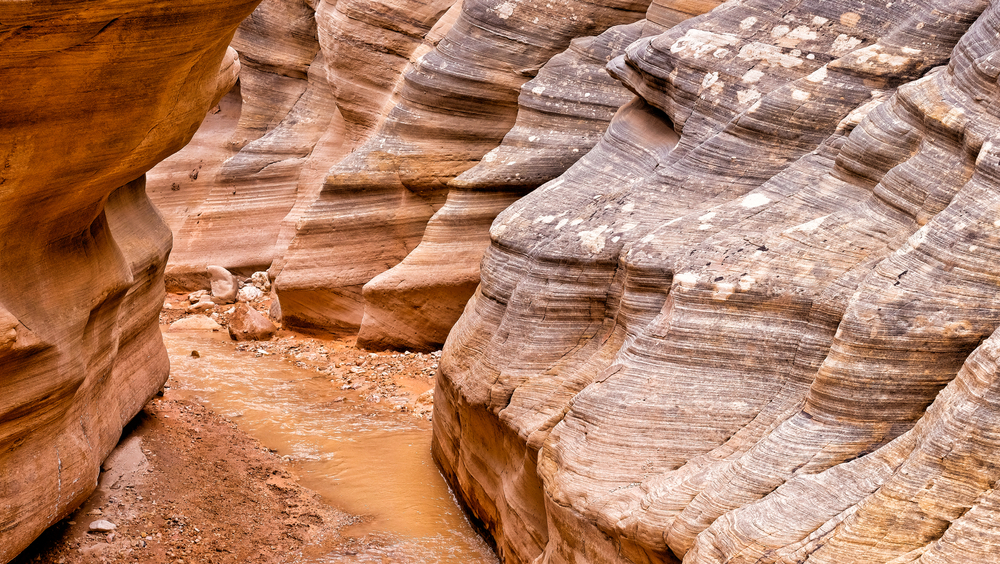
<box><xmin>12</xmin><ymin>294</ymin><xmax>462</xmax><ymax>564</ymax></box>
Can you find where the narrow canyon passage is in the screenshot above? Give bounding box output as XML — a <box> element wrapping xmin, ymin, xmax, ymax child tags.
<box><xmin>162</xmin><ymin>329</ymin><xmax>498</xmax><ymax>563</ymax></box>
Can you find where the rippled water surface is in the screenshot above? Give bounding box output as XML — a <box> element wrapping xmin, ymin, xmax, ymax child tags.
<box><xmin>162</xmin><ymin>330</ymin><xmax>497</xmax><ymax>563</ymax></box>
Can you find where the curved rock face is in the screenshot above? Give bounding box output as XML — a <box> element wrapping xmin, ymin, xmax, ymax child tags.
<box><xmin>0</xmin><ymin>2</ymin><xmax>259</xmax><ymax>561</ymax></box>
<box><xmin>433</xmin><ymin>0</ymin><xmax>1000</xmax><ymax>562</ymax></box>
<box><xmin>354</xmin><ymin>2</ymin><xmax>726</xmax><ymax>351</ymax></box>
<box><xmin>148</xmin><ymin>0</ymin><xmax>461</xmax><ymax>290</ymax></box>
<box><xmin>274</xmin><ymin>0</ymin><xmax>654</xmax><ymax>338</ymax></box>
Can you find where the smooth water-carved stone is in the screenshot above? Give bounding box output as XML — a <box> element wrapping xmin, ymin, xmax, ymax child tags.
<box><xmin>275</xmin><ymin>0</ymin><xmax>653</xmax><ymax>336</ymax></box>
<box><xmin>433</xmin><ymin>0</ymin><xmax>996</xmax><ymax>562</ymax></box>
<box><xmin>0</xmin><ymin>1</ymin><xmax>259</xmax><ymax>561</ymax></box>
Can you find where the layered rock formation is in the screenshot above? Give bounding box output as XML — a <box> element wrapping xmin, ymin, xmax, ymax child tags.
<box><xmin>0</xmin><ymin>2</ymin><xmax>260</xmax><ymax>561</ymax></box>
<box><xmin>149</xmin><ymin>0</ymin><xmax>463</xmax><ymax>290</ymax></box>
<box><xmin>433</xmin><ymin>0</ymin><xmax>1000</xmax><ymax>562</ymax></box>
<box><xmin>275</xmin><ymin>0</ymin><xmax>657</xmax><ymax>337</ymax></box>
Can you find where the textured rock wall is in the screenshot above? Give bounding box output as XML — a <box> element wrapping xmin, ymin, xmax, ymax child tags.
<box><xmin>274</xmin><ymin>0</ymin><xmax>656</xmax><ymax>337</ymax></box>
<box><xmin>0</xmin><ymin>1</ymin><xmax>259</xmax><ymax>561</ymax></box>
<box><xmin>433</xmin><ymin>0</ymin><xmax>1000</xmax><ymax>562</ymax></box>
<box><xmin>148</xmin><ymin>0</ymin><xmax>461</xmax><ymax>290</ymax></box>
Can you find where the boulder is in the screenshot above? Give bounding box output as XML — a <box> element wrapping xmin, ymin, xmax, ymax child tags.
<box><xmin>207</xmin><ymin>265</ymin><xmax>239</xmax><ymax>304</ymax></box>
<box><xmin>228</xmin><ymin>304</ymin><xmax>277</xmax><ymax>341</ymax></box>
<box><xmin>168</xmin><ymin>316</ymin><xmax>224</xmax><ymax>333</ymax></box>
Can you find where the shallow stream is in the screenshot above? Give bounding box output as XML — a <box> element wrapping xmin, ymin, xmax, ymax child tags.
<box><xmin>162</xmin><ymin>330</ymin><xmax>497</xmax><ymax>563</ymax></box>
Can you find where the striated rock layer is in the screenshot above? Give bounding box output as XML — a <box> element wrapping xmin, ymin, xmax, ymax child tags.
<box><xmin>0</xmin><ymin>1</ymin><xmax>259</xmax><ymax>561</ymax></box>
<box><xmin>149</xmin><ymin>0</ymin><xmax>462</xmax><ymax>290</ymax></box>
<box><xmin>356</xmin><ymin>0</ymin><xmax>725</xmax><ymax>351</ymax></box>
<box><xmin>274</xmin><ymin>0</ymin><xmax>654</xmax><ymax>339</ymax></box>
<box><xmin>433</xmin><ymin>0</ymin><xmax>1000</xmax><ymax>562</ymax></box>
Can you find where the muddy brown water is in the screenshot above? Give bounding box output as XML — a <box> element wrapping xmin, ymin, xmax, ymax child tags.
<box><xmin>162</xmin><ymin>330</ymin><xmax>498</xmax><ymax>563</ymax></box>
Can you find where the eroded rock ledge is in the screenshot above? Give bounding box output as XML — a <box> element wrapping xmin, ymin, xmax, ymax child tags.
<box><xmin>433</xmin><ymin>0</ymin><xmax>1000</xmax><ymax>562</ymax></box>
<box><xmin>0</xmin><ymin>2</ymin><xmax>260</xmax><ymax>561</ymax></box>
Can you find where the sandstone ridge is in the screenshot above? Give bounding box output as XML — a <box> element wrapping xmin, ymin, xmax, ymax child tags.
<box><xmin>0</xmin><ymin>2</ymin><xmax>260</xmax><ymax>561</ymax></box>
<box><xmin>433</xmin><ymin>0</ymin><xmax>1000</xmax><ymax>563</ymax></box>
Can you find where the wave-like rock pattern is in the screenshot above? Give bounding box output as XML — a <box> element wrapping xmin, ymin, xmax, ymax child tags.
<box><xmin>433</xmin><ymin>0</ymin><xmax>1000</xmax><ymax>562</ymax></box>
<box><xmin>0</xmin><ymin>1</ymin><xmax>259</xmax><ymax>561</ymax></box>
<box><xmin>274</xmin><ymin>0</ymin><xmax>653</xmax><ymax>336</ymax></box>
<box><xmin>148</xmin><ymin>0</ymin><xmax>461</xmax><ymax>290</ymax></box>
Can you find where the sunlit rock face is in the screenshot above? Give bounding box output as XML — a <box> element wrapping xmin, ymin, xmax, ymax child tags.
<box><xmin>273</xmin><ymin>0</ymin><xmax>657</xmax><ymax>340</ymax></box>
<box><xmin>0</xmin><ymin>1</ymin><xmax>259</xmax><ymax>561</ymax></box>
<box><xmin>354</xmin><ymin>1</ymin><xmax>725</xmax><ymax>351</ymax></box>
<box><xmin>148</xmin><ymin>0</ymin><xmax>461</xmax><ymax>290</ymax></box>
<box><xmin>432</xmin><ymin>0</ymin><xmax>1000</xmax><ymax>562</ymax></box>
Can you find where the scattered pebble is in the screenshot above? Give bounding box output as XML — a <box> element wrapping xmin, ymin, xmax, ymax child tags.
<box><xmin>88</xmin><ymin>520</ymin><xmax>116</xmax><ymax>532</ymax></box>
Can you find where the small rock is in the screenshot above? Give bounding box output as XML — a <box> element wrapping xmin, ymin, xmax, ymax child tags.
<box><xmin>207</xmin><ymin>265</ymin><xmax>238</xmax><ymax>304</ymax></box>
<box><xmin>186</xmin><ymin>300</ymin><xmax>215</xmax><ymax>313</ymax></box>
<box><xmin>251</xmin><ymin>271</ymin><xmax>271</xmax><ymax>291</ymax></box>
<box><xmin>228</xmin><ymin>304</ymin><xmax>277</xmax><ymax>341</ymax></box>
<box><xmin>187</xmin><ymin>290</ymin><xmax>208</xmax><ymax>302</ymax></box>
<box><xmin>237</xmin><ymin>285</ymin><xmax>263</xmax><ymax>302</ymax></box>
<box><xmin>163</xmin><ymin>301</ymin><xmax>173</xmax><ymax>309</ymax></box>
<box><xmin>88</xmin><ymin>520</ymin><xmax>116</xmax><ymax>532</ymax></box>
<box><xmin>190</xmin><ymin>350</ymin><xmax>200</xmax><ymax>358</ymax></box>
<box><xmin>168</xmin><ymin>315</ymin><xmax>223</xmax><ymax>332</ymax></box>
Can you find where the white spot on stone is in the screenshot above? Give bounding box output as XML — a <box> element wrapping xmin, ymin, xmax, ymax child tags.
<box><xmin>641</xmin><ymin>233</ymin><xmax>655</xmax><ymax>243</ymax></box>
<box><xmin>742</xmin><ymin>69</ymin><xmax>764</xmax><ymax>83</ymax></box>
<box><xmin>675</xmin><ymin>272</ymin><xmax>699</xmax><ymax>287</ymax></box>
<box><xmin>831</xmin><ymin>34</ymin><xmax>863</xmax><ymax>55</ymax></box>
<box><xmin>555</xmin><ymin>218</ymin><xmax>568</xmax><ymax>229</ymax></box>
<box><xmin>738</xmin><ymin>42</ymin><xmax>803</xmax><ymax>68</ymax></box>
<box><xmin>748</xmin><ymin>100</ymin><xmax>762</xmax><ymax>113</ymax></box>
<box><xmin>785</xmin><ymin>214</ymin><xmax>830</xmax><ymax>234</ymax></box>
<box><xmin>771</xmin><ymin>25</ymin><xmax>790</xmax><ymax>38</ymax></box>
<box><xmin>622</xmin><ymin>202</ymin><xmax>635</xmax><ymax>212</ymax></box>
<box><xmin>699</xmin><ymin>211</ymin><xmax>717</xmax><ymax>222</ymax></box>
<box><xmin>570</xmin><ymin>218</ymin><xmax>584</xmax><ymax>226</ymax></box>
<box><xmin>787</xmin><ymin>26</ymin><xmax>817</xmax><ymax>41</ymax></box>
<box><xmin>670</xmin><ymin>29</ymin><xmax>739</xmax><ymax>56</ymax></box>
<box><xmin>578</xmin><ymin>225</ymin><xmax>610</xmax><ymax>254</ymax></box>
<box><xmin>535</xmin><ymin>215</ymin><xmax>556</xmax><ymax>224</ymax></box>
<box><xmin>792</xmin><ymin>89</ymin><xmax>811</xmax><ymax>101</ymax></box>
<box><xmin>902</xmin><ymin>46</ymin><xmax>921</xmax><ymax>55</ymax></box>
<box><xmin>482</xmin><ymin>148</ymin><xmax>499</xmax><ymax>163</ymax></box>
<box><xmin>737</xmin><ymin>89</ymin><xmax>761</xmax><ymax>105</ymax></box>
<box><xmin>698</xmin><ymin>223</ymin><xmax>714</xmax><ymax>230</ymax></box>
<box><xmin>738</xmin><ymin>275</ymin><xmax>756</xmax><ymax>291</ymax></box>
<box><xmin>495</xmin><ymin>1</ymin><xmax>515</xmax><ymax>19</ymax></box>
<box><xmin>528</xmin><ymin>135</ymin><xmax>538</xmax><ymax>142</ymax></box>
<box><xmin>970</xmin><ymin>245</ymin><xmax>978</xmax><ymax>252</ymax></box>
<box><xmin>876</xmin><ymin>52</ymin><xmax>909</xmax><ymax>66</ymax></box>
<box><xmin>612</xmin><ymin>236</ymin><xmax>621</xmax><ymax>243</ymax></box>
<box><xmin>812</xmin><ymin>16</ymin><xmax>829</xmax><ymax>26</ymax></box>
<box><xmin>741</xmin><ymin>193</ymin><xmax>771</xmax><ymax>208</ymax></box>
<box><xmin>806</xmin><ymin>67</ymin><xmax>828</xmax><ymax>83</ymax></box>
<box><xmin>740</xmin><ymin>16</ymin><xmax>758</xmax><ymax>30</ymax></box>
<box><xmin>713</xmin><ymin>282</ymin><xmax>735</xmax><ymax>301</ymax></box>
<box><xmin>713</xmin><ymin>48</ymin><xmax>730</xmax><ymax>59</ymax></box>
<box><xmin>806</xmin><ymin>53</ymin><xmax>815</xmax><ymax>60</ymax></box>
<box><xmin>702</xmin><ymin>72</ymin><xmax>719</xmax><ymax>89</ymax></box>
<box><xmin>532</xmin><ymin>85</ymin><xmax>546</xmax><ymax>95</ymax></box>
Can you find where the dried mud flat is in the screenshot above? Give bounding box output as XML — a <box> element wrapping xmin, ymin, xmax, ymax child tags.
<box><xmin>13</xmin><ymin>294</ymin><xmax>443</xmax><ymax>564</ymax></box>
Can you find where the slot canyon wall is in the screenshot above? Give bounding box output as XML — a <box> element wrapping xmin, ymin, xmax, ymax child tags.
<box><xmin>0</xmin><ymin>1</ymin><xmax>261</xmax><ymax>562</ymax></box>
<box><xmin>146</xmin><ymin>0</ymin><xmax>723</xmax><ymax>350</ymax></box>
<box><xmin>433</xmin><ymin>0</ymin><xmax>1000</xmax><ymax>563</ymax></box>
